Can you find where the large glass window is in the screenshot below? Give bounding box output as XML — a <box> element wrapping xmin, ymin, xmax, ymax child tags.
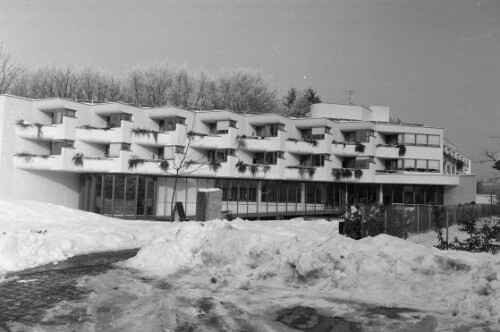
<box><xmin>428</xmin><ymin>160</ymin><xmax>440</xmax><ymax>171</ymax></box>
<box><xmin>51</xmin><ymin>140</ymin><xmax>74</xmax><ymax>155</ymax></box>
<box><xmin>428</xmin><ymin>135</ymin><xmax>440</xmax><ymax>146</ymax></box>
<box><xmin>254</xmin><ymin>152</ymin><xmax>280</xmax><ymax>165</ymax></box>
<box><xmin>416</xmin><ymin>134</ymin><xmax>427</xmax><ymax>145</ymax></box>
<box><xmin>52</xmin><ymin>109</ymin><xmax>76</xmax><ymax>124</ymax></box>
<box><xmin>354</xmin><ymin>157</ymin><xmax>371</xmax><ymax>169</ymax></box>
<box><xmin>160</xmin><ymin>117</ymin><xmax>186</xmax><ymax>131</ymax></box>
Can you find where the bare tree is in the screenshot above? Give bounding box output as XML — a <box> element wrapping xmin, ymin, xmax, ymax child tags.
<box><xmin>170</xmin><ymin>68</ymin><xmax>195</xmax><ymax>109</ymax></box>
<box><xmin>213</xmin><ymin>69</ymin><xmax>278</xmax><ymax>113</ymax></box>
<box><xmin>0</xmin><ymin>44</ymin><xmax>24</xmax><ymax>94</ymax></box>
<box><xmin>479</xmin><ymin>135</ymin><xmax>500</xmax><ymax>180</ymax></box>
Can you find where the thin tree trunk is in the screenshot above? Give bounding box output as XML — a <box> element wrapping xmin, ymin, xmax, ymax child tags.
<box><xmin>170</xmin><ymin>174</ymin><xmax>179</xmax><ymax>221</ymax></box>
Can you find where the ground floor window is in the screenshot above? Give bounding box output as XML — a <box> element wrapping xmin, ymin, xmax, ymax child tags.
<box><xmin>383</xmin><ymin>185</ymin><xmax>443</xmax><ymax>205</ymax></box>
<box><xmin>81</xmin><ymin>174</ymin><xmax>446</xmax><ymax>219</ymax></box>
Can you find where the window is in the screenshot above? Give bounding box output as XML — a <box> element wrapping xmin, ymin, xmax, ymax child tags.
<box><xmin>385</xmin><ymin>134</ymin><xmax>398</xmax><ymax>145</ymax></box>
<box><xmin>300</xmin><ymin>129</ymin><xmax>312</xmax><ymax>140</ymax></box>
<box><xmin>229</xmin><ymin>120</ymin><xmax>237</xmax><ymax>128</ymax></box>
<box><xmin>175</xmin><ymin>145</ymin><xmax>185</xmax><ymax>154</ymax></box>
<box><xmin>342</xmin><ymin>157</ymin><xmax>355</xmax><ymax>169</ymax></box>
<box><xmin>428</xmin><ymin>160</ymin><xmax>440</xmax><ymax>171</ymax></box>
<box><xmin>160</xmin><ymin>117</ymin><xmax>186</xmax><ymax>131</ymax></box>
<box><xmin>208</xmin><ymin>149</ymin><xmax>233</xmax><ymax>163</ymax></box>
<box><xmin>312</xmin><ymin>134</ymin><xmax>325</xmax><ymax>140</ymax></box>
<box><xmin>416</xmin><ymin>134</ymin><xmax>427</xmax><ymax>145</ymax></box>
<box><xmin>253</xmin><ymin>152</ymin><xmax>280</xmax><ymax>165</ymax></box>
<box><xmin>354</xmin><ymin>157</ymin><xmax>371</xmax><ymax>169</ymax></box>
<box><xmin>121</xmin><ymin>143</ymin><xmax>131</xmax><ymax>151</ymax></box>
<box><xmin>403</xmin><ymin>133</ymin><xmax>416</xmax><ymax>145</ymax></box>
<box><xmin>52</xmin><ymin>109</ymin><xmax>76</xmax><ymax>125</ymax></box>
<box><xmin>404</xmin><ymin>159</ymin><xmax>416</xmax><ymax>171</ymax></box>
<box><xmin>312</xmin><ymin>155</ymin><xmax>325</xmax><ymax>167</ymax></box>
<box><xmin>355</xmin><ymin>130</ymin><xmax>373</xmax><ymax>143</ymax></box>
<box><xmin>344</xmin><ymin>130</ymin><xmax>373</xmax><ymax>143</ymax></box>
<box><xmin>385</xmin><ymin>159</ymin><xmax>398</xmax><ymax>170</ymax></box>
<box><xmin>416</xmin><ymin>159</ymin><xmax>427</xmax><ymax>171</ymax></box>
<box><xmin>51</xmin><ymin>140</ymin><xmax>74</xmax><ymax>155</ymax></box>
<box><xmin>107</xmin><ymin>113</ymin><xmax>132</xmax><ymax>128</ymax></box>
<box><xmin>207</xmin><ymin>123</ymin><xmax>217</xmax><ymax>134</ymax></box>
<box><xmin>344</xmin><ymin>132</ymin><xmax>355</xmax><ymax>143</ymax></box>
<box><xmin>428</xmin><ymin>135</ymin><xmax>440</xmax><ymax>146</ymax></box>
<box><xmin>397</xmin><ymin>133</ymin><xmax>440</xmax><ymax>147</ymax></box>
<box><xmin>325</xmin><ymin>127</ymin><xmax>331</xmax><ymax>134</ymax></box>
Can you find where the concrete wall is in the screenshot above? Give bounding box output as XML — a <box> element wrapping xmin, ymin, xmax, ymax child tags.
<box><xmin>444</xmin><ymin>175</ymin><xmax>477</xmax><ymax>205</ymax></box>
<box><xmin>0</xmin><ymin>96</ymin><xmax>81</xmax><ymax>208</ymax></box>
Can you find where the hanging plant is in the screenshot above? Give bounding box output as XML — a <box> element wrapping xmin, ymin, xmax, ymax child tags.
<box><xmin>305</xmin><ymin>139</ymin><xmax>318</xmax><ymax>147</ymax></box>
<box><xmin>33</xmin><ymin>123</ymin><xmax>44</xmax><ymax>139</ymax></box>
<box><xmin>236</xmin><ymin>135</ymin><xmax>248</xmax><ymax>150</ymax></box>
<box><xmin>307</xmin><ymin>167</ymin><xmax>316</xmax><ymax>178</ymax></box>
<box><xmin>16</xmin><ymin>119</ymin><xmax>32</xmax><ymax>129</ymax></box>
<box><xmin>184</xmin><ymin>160</ymin><xmax>196</xmax><ymax>169</ymax></box>
<box><xmin>262</xmin><ymin>165</ymin><xmax>271</xmax><ymax>174</ymax></box>
<box><xmin>250</xmin><ymin>164</ymin><xmax>259</xmax><ymax>176</ymax></box>
<box><xmin>398</xmin><ymin>144</ymin><xmax>406</xmax><ymax>156</ymax></box>
<box><xmin>236</xmin><ymin>160</ymin><xmax>248</xmax><ymax>174</ymax></box>
<box><xmin>209</xmin><ymin>162</ymin><xmax>221</xmax><ymax>172</ymax></box>
<box><xmin>341</xmin><ymin>169</ymin><xmax>353</xmax><ymax>179</ymax></box>
<box><xmin>298</xmin><ymin>167</ymin><xmax>306</xmax><ymax>176</ymax></box>
<box><xmin>128</xmin><ymin>156</ymin><xmax>145</xmax><ymax>170</ymax></box>
<box><xmin>331</xmin><ymin>168</ymin><xmax>342</xmax><ymax>181</ymax></box>
<box><xmin>456</xmin><ymin>160</ymin><xmax>464</xmax><ymax>171</ymax></box>
<box><xmin>131</xmin><ymin>128</ymin><xmax>159</xmax><ymax>143</ymax></box>
<box><xmin>354</xmin><ymin>169</ymin><xmax>363</xmax><ymax>179</ymax></box>
<box><xmin>187</xmin><ymin>131</ymin><xmax>208</xmax><ymax>139</ymax></box>
<box><xmin>355</xmin><ymin>143</ymin><xmax>366</xmax><ymax>153</ymax></box>
<box><xmin>15</xmin><ymin>152</ymin><xmax>34</xmax><ymax>162</ymax></box>
<box><xmin>79</xmin><ymin>124</ymin><xmax>111</xmax><ymax>131</ymax></box>
<box><xmin>159</xmin><ymin>160</ymin><xmax>170</xmax><ymax>172</ymax></box>
<box><xmin>72</xmin><ymin>153</ymin><xmax>84</xmax><ymax>167</ymax></box>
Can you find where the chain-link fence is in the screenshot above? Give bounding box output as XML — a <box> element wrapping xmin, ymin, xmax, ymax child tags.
<box><xmin>357</xmin><ymin>204</ymin><xmax>500</xmax><ymax>248</ymax></box>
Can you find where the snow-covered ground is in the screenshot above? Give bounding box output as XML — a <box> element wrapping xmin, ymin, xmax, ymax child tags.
<box><xmin>0</xmin><ymin>200</ymin><xmax>170</xmax><ymax>275</ymax></box>
<box><xmin>2</xmin><ymin>200</ymin><xmax>500</xmax><ymax>330</ymax></box>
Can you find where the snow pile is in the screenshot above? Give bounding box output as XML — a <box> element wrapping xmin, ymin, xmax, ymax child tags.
<box><xmin>0</xmin><ymin>200</ymin><xmax>170</xmax><ymax>276</ymax></box>
<box><xmin>126</xmin><ymin>218</ymin><xmax>500</xmax><ymax>324</ymax></box>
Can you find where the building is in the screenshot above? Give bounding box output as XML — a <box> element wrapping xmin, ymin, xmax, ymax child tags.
<box><xmin>0</xmin><ymin>95</ymin><xmax>475</xmax><ymax>219</ymax></box>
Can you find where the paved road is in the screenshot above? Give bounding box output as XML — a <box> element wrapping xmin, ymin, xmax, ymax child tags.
<box><xmin>0</xmin><ymin>253</ymin><xmax>493</xmax><ymax>332</ymax></box>
<box><xmin>0</xmin><ymin>264</ymin><xmax>113</xmax><ymax>331</ymax></box>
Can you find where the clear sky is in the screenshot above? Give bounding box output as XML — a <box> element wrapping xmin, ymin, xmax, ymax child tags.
<box><xmin>0</xmin><ymin>0</ymin><xmax>499</xmax><ymax>178</ymax></box>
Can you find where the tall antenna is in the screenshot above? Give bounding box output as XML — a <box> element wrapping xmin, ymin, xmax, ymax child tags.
<box><xmin>344</xmin><ymin>90</ymin><xmax>354</xmax><ymax>104</ymax></box>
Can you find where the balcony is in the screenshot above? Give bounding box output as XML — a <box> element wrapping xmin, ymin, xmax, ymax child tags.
<box><xmin>76</xmin><ymin>120</ymin><xmax>134</xmax><ymax>144</ymax></box>
<box><xmin>376</xmin><ymin>145</ymin><xmax>402</xmax><ymax>159</ymax></box>
<box><xmin>15</xmin><ymin>117</ymin><xmax>77</xmax><ymax>141</ymax></box>
<box><xmin>331</xmin><ymin>142</ymin><xmax>368</xmax><ymax>157</ymax></box>
<box><xmin>243</xmin><ymin>134</ymin><xmax>286</xmax><ymax>152</ymax></box>
<box><xmin>14</xmin><ymin>153</ymin><xmax>57</xmax><ymax>170</ymax></box>
<box><xmin>190</xmin><ymin>128</ymin><xmax>239</xmax><ymax>150</ymax></box>
<box><xmin>374</xmin><ymin>171</ymin><xmax>460</xmax><ymax>185</ymax></box>
<box><xmin>330</xmin><ymin>168</ymin><xmax>375</xmax><ymax>183</ymax></box>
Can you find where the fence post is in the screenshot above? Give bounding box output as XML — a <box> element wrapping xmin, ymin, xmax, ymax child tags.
<box><xmin>384</xmin><ymin>209</ymin><xmax>387</xmax><ymax>234</ymax></box>
<box><xmin>361</xmin><ymin>205</ymin><xmax>364</xmax><ymax>237</ymax></box>
<box><xmin>429</xmin><ymin>207</ymin><xmax>432</xmax><ymax>231</ymax></box>
<box><xmin>417</xmin><ymin>206</ymin><xmax>420</xmax><ymax>233</ymax></box>
<box><xmin>446</xmin><ymin>209</ymin><xmax>449</xmax><ymax>249</ymax></box>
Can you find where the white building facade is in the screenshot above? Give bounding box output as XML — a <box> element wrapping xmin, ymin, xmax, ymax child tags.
<box><xmin>0</xmin><ymin>95</ymin><xmax>475</xmax><ymax>219</ymax></box>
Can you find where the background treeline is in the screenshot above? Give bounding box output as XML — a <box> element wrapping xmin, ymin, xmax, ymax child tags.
<box><xmin>0</xmin><ymin>46</ymin><xmax>321</xmax><ymax>116</ymax></box>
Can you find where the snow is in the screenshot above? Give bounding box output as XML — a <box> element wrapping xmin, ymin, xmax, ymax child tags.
<box><xmin>0</xmin><ymin>200</ymin><xmax>169</xmax><ymax>275</ymax></box>
<box><xmin>2</xmin><ymin>199</ymin><xmax>500</xmax><ymax>328</ymax></box>
<box><xmin>197</xmin><ymin>188</ymin><xmax>221</xmax><ymax>192</ymax></box>
<box><xmin>124</xmin><ymin>217</ymin><xmax>500</xmax><ymax>326</ymax></box>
